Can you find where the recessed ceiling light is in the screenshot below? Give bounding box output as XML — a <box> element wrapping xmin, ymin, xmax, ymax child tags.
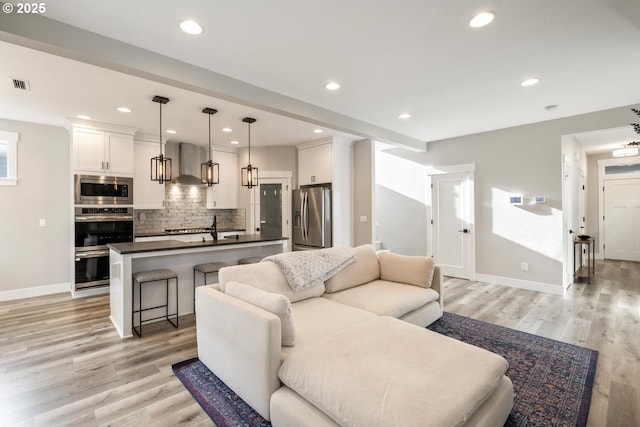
<box><xmin>313</xmin><ymin>129</ymin><xmax>323</xmax><ymax>134</ymax></box>
<box><xmin>230</xmin><ymin>140</ymin><xmax>239</xmax><ymax>145</ymax></box>
<box><xmin>76</xmin><ymin>115</ymin><xmax>91</xmax><ymax>120</ymax></box>
<box><xmin>117</xmin><ymin>107</ymin><xmax>131</xmax><ymax>113</ymax></box>
<box><xmin>222</xmin><ymin>127</ymin><xmax>232</xmax><ymax>132</ymax></box>
<box><xmin>166</xmin><ymin>129</ymin><xmax>177</xmax><ymax>134</ymax></box>
<box><xmin>469</xmin><ymin>12</ymin><xmax>495</xmax><ymax>28</ymax></box>
<box><xmin>325</xmin><ymin>81</ymin><xmax>341</xmax><ymax>91</ymax></box>
<box><xmin>521</xmin><ymin>78</ymin><xmax>540</xmax><ymax>87</ymax></box>
<box><xmin>179</xmin><ymin>19</ymin><xmax>203</xmax><ymax>35</ymax></box>
<box><xmin>398</xmin><ymin>113</ymin><xmax>411</xmax><ymax>119</ymax></box>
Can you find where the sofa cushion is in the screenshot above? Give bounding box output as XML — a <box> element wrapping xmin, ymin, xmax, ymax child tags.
<box><xmin>322</xmin><ymin>280</ymin><xmax>438</xmax><ymax>319</ymax></box>
<box><xmin>378</xmin><ymin>252</ymin><xmax>436</xmax><ymax>288</ymax></box>
<box><xmin>278</xmin><ymin>316</ymin><xmax>508</xmax><ymax>427</ymax></box>
<box><xmin>282</xmin><ymin>298</ymin><xmax>376</xmax><ymax>358</ymax></box>
<box><xmin>218</xmin><ymin>262</ymin><xmax>325</xmax><ymax>303</ymax></box>
<box><xmin>324</xmin><ymin>244</ymin><xmax>380</xmax><ymax>293</ymax></box>
<box><xmin>225</xmin><ymin>281</ymin><xmax>296</xmax><ymax>346</ymax></box>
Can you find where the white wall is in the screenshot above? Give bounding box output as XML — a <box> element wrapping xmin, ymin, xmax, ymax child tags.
<box><xmin>0</xmin><ymin>118</ymin><xmax>71</xmax><ymax>299</ymax></box>
<box><xmin>353</xmin><ymin>139</ymin><xmax>373</xmax><ymax>246</ymax></box>
<box><xmin>374</xmin><ymin>104</ymin><xmax>638</xmax><ymax>292</ymax></box>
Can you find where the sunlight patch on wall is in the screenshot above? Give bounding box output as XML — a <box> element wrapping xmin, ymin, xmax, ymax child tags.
<box><xmin>375</xmin><ymin>150</ymin><xmax>426</xmax><ymax>203</ymax></box>
<box><xmin>491</xmin><ymin>187</ymin><xmax>562</xmax><ymax>261</ymax></box>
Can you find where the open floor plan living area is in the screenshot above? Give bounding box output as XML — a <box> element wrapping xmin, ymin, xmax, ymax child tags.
<box><xmin>1</xmin><ymin>1</ymin><xmax>640</xmax><ymax>426</ymax></box>
<box><xmin>0</xmin><ymin>259</ymin><xmax>637</xmax><ymax>426</ymax></box>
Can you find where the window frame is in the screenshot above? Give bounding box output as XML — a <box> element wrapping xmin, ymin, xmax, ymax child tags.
<box><xmin>0</xmin><ymin>130</ymin><xmax>19</xmax><ymax>186</ymax></box>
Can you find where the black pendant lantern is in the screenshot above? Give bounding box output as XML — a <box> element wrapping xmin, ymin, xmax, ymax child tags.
<box><xmin>201</xmin><ymin>107</ymin><xmax>220</xmax><ymax>186</ymax></box>
<box><xmin>150</xmin><ymin>95</ymin><xmax>172</xmax><ymax>184</ymax></box>
<box><xmin>241</xmin><ymin>117</ymin><xmax>258</xmax><ymax>189</ymax></box>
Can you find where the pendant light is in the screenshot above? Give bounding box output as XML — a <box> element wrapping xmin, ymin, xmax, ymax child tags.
<box><xmin>201</xmin><ymin>107</ymin><xmax>220</xmax><ymax>186</ymax></box>
<box><xmin>150</xmin><ymin>95</ymin><xmax>172</xmax><ymax>183</ymax></box>
<box><xmin>241</xmin><ymin>117</ymin><xmax>259</xmax><ymax>189</ymax></box>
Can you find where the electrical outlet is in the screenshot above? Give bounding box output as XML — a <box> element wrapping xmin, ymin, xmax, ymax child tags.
<box><xmin>39</xmin><ymin>218</ymin><xmax>46</xmax><ymax>227</ymax></box>
<box><xmin>520</xmin><ymin>262</ymin><xmax>528</xmax><ymax>272</ymax></box>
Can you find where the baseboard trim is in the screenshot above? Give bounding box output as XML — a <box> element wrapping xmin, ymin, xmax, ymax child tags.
<box><xmin>475</xmin><ymin>274</ymin><xmax>564</xmax><ymax>295</ymax></box>
<box><xmin>0</xmin><ymin>282</ymin><xmax>71</xmax><ymax>301</ymax></box>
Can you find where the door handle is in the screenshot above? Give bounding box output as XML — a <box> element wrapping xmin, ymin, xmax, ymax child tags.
<box><xmin>458</xmin><ymin>229</ymin><xmax>470</xmax><ymax>233</ymax></box>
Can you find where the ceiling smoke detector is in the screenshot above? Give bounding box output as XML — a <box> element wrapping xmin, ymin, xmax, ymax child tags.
<box><xmin>9</xmin><ymin>77</ymin><xmax>30</xmax><ymax>91</ymax></box>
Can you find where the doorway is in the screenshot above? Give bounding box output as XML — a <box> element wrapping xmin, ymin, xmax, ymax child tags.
<box><xmin>259</xmin><ymin>183</ymin><xmax>283</xmax><ymax>237</ymax></box>
<box><xmin>249</xmin><ymin>172</ymin><xmax>292</xmax><ymax>246</ymax></box>
<box><xmin>597</xmin><ymin>157</ymin><xmax>640</xmax><ymax>262</ymax></box>
<box><xmin>428</xmin><ymin>165</ymin><xmax>475</xmax><ymax>280</ymax></box>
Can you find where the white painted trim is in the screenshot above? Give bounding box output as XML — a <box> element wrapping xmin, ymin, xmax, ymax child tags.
<box><xmin>597</xmin><ymin>156</ymin><xmax>640</xmax><ymax>259</ymax></box>
<box><xmin>426</xmin><ymin>163</ymin><xmax>476</xmax><ymax>176</ymax></box>
<box><xmin>0</xmin><ymin>282</ymin><xmax>71</xmax><ymax>301</ymax></box>
<box><xmin>426</xmin><ymin>163</ymin><xmax>476</xmax><ymax>281</ymax></box>
<box><xmin>475</xmin><ymin>274</ymin><xmax>564</xmax><ymax>295</ymax></box>
<box><xmin>71</xmin><ymin>287</ymin><xmax>109</xmax><ymax>299</ymax></box>
<box><xmin>66</xmin><ymin>118</ymin><xmax>138</xmax><ymax>135</ymax></box>
<box><xmin>248</xmin><ymin>171</ymin><xmax>293</xmax><ymax>244</ymax></box>
<box><xmin>0</xmin><ymin>130</ymin><xmax>19</xmax><ymax>186</ymax></box>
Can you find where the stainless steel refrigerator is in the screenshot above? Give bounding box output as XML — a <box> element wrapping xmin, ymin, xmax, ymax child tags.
<box><xmin>292</xmin><ymin>186</ymin><xmax>332</xmax><ymax>250</ymax></box>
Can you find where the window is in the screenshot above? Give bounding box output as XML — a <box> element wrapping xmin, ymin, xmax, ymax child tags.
<box><xmin>0</xmin><ymin>131</ymin><xmax>19</xmax><ymax>186</ymax></box>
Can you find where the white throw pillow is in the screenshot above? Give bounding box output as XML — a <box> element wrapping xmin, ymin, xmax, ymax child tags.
<box><xmin>378</xmin><ymin>252</ymin><xmax>435</xmax><ymax>288</ymax></box>
<box><xmin>225</xmin><ymin>281</ymin><xmax>296</xmax><ymax>346</ymax></box>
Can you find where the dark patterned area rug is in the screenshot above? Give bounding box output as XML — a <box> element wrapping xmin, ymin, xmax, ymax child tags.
<box><xmin>173</xmin><ymin>312</ymin><xmax>597</xmax><ymax>427</ymax></box>
<box><xmin>428</xmin><ymin>312</ymin><xmax>598</xmax><ymax>427</ymax></box>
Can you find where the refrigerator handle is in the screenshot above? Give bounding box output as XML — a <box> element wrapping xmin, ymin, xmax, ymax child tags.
<box><xmin>303</xmin><ymin>191</ymin><xmax>308</xmax><ymax>242</ymax></box>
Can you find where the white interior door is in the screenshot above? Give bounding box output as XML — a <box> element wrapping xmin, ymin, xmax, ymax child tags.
<box><xmin>431</xmin><ymin>172</ymin><xmax>473</xmax><ymax>279</ymax></box>
<box><xmin>603</xmin><ymin>178</ymin><xmax>640</xmax><ymax>261</ymax></box>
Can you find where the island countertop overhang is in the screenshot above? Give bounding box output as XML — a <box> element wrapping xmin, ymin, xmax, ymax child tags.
<box><xmin>109</xmin><ymin>234</ymin><xmax>288</xmax><ymax>255</ymax></box>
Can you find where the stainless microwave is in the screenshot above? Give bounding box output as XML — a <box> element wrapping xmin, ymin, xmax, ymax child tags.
<box><xmin>74</xmin><ymin>175</ymin><xmax>133</xmax><ymax>205</ymax></box>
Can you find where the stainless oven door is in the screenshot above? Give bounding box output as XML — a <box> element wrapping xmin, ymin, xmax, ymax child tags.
<box><xmin>75</xmin><ymin>249</ymin><xmax>110</xmax><ymax>289</ymax></box>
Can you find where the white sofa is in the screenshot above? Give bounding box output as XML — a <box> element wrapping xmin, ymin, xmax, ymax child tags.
<box><xmin>195</xmin><ymin>244</ymin><xmax>513</xmax><ymax>427</ymax></box>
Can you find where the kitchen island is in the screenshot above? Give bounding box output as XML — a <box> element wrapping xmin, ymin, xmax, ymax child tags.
<box><xmin>108</xmin><ymin>235</ymin><xmax>288</xmax><ymax>338</ymax></box>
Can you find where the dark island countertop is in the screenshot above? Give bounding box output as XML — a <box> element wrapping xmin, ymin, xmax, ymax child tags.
<box><xmin>135</xmin><ymin>228</ymin><xmax>246</xmax><ymax>238</ymax></box>
<box><xmin>109</xmin><ymin>234</ymin><xmax>288</xmax><ymax>255</ymax></box>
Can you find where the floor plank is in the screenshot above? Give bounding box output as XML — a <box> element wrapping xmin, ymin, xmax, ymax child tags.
<box><xmin>0</xmin><ymin>258</ymin><xmax>638</xmax><ymax>426</ymax></box>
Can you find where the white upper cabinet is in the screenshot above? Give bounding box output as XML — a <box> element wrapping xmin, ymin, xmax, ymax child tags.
<box><xmin>70</xmin><ymin>121</ymin><xmax>137</xmax><ymax>176</ymax></box>
<box><xmin>206</xmin><ymin>149</ymin><xmax>239</xmax><ymax>209</ymax></box>
<box><xmin>298</xmin><ymin>141</ymin><xmax>332</xmax><ymax>185</ymax></box>
<box><xmin>133</xmin><ymin>137</ymin><xmax>166</xmax><ymax>209</ymax></box>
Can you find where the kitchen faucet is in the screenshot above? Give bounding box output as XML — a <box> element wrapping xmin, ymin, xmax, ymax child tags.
<box><xmin>210</xmin><ymin>215</ymin><xmax>218</xmax><ymax>241</ymax></box>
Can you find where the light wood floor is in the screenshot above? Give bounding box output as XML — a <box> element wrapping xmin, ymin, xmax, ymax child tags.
<box><xmin>1</xmin><ymin>259</ymin><xmax>638</xmax><ymax>427</ymax></box>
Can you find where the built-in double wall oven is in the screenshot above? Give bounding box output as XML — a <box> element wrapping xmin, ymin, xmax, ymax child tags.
<box><xmin>74</xmin><ymin>175</ymin><xmax>134</xmax><ymax>291</ymax></box>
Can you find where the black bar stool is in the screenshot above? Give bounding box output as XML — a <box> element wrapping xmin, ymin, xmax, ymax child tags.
<box><xmin>132</xmin><ymin>268</ymin><xmax>178</xmax><ymax>337</ymax></box>
<box><xmin>238</xmin><ymin>256</ymin><xmax>264</xmax><ymax>265</ymax></box>
<box><xmin>193</xmin><ymin>261</ymin><xmax>231</xmax><ymax>309</ymax></box>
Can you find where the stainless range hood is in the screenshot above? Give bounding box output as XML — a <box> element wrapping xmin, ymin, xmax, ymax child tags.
<box><xmin>169</xmin><ymin>142</ymin><xmax>205</xmax><ymax>185</ymax></box>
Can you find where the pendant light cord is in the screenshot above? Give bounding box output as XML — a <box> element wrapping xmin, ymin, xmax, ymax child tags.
<box><xmin>208</xmin><ymin>112</ymin><xmax>212</xmax><ymax>160</ymax></box>
<box><xmin>247</xmin><ymin>121</ymin><xmax>251</xmax><ymax>165</ymax></box>
<box><xmin>159</xmin><ymin>102</ymin><xmax>163</xmax><ymax>156</ymax></box>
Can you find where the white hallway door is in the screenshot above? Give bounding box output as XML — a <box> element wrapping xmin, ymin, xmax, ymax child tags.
<box><xmin>431</xmin><ymin>172</ymin><xmax>473</xmax><ymax>279</ymax></box>
<box><xmin>604</xmin><ymin>178</ymin><xmax>640</xmax><ymax>261</ymax></box>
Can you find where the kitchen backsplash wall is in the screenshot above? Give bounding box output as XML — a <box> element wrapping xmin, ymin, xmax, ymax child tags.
<box><xmin>134</xmin><ymin>185</ymin><xmax>245</xmax><ymax>234</ymax></box>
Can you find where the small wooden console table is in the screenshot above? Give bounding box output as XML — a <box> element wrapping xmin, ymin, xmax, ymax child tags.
<box><xmin>573</xmin><ymin>237</ymin><xmax>595</xmax><ymax>284</ymax></box>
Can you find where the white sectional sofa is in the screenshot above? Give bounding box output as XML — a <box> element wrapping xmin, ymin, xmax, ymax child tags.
<box><xmin>195</xmin><ymin>244</ymin><xmax>513</xmax><ymax>427</ymax></box>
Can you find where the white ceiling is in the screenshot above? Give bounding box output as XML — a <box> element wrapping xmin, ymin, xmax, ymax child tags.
<box><xmin>1</xmin><ymin>0</ymin><xmax>639</xmax><ymax>151</ymax></box>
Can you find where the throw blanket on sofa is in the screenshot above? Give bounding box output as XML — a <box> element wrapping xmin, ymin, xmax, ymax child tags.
<box><xmin>263</xmin><ymin>247</ymin><xmax>356</xmax><ymax>292</ymax></box>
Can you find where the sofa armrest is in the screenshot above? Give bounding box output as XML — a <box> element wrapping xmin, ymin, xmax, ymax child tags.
<box><xmin>196</xmin><ymin>285</ymin><xmax>281</xmax><ymax>420</ymax></box>
<box><xmin>430</xmin><ymin>265</ymin><xmax>444</xmax><ymax>313</ymax></box>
